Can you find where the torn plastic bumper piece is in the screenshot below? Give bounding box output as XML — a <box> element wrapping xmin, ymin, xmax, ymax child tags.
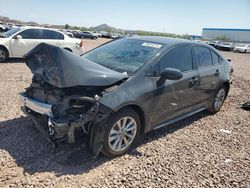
<box><xmin>20</xmin><ymin>93</ymin><xmax>113</xmax><ymax>156</ymax></box>
<box><xmin>21</xmin><ymin>106</ymin><xmax>57</xmax><ymax>147</ymax></box>
<box><xmin>20</xmin><ymin>94</ymin><xmax>93</xmax><ymax>144</ymax></box>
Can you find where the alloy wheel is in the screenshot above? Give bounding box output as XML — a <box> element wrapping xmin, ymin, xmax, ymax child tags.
<box><xmin>214</xmin><ymin>88</ymin><xmax>226</xmax><ymax>111</ymax></box>
<box><xmin>108</xmin><ymin>116</ymin><xmax>137</xmax><ymax>152</ymax></box>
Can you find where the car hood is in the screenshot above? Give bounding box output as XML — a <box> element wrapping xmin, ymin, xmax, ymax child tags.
<box><xmin>24</xmin><ymin>43</ymin><xmax>127</xmax><ymax>88</ymax></box>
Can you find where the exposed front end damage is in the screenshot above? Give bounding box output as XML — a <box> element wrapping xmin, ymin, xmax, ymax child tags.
<box><xmin>20</xmin><ymin>43</ymin><xmax>127</xmax><ymax>156</ymax></box>
<box><xmin>21</xmin><ymin>81</ymin><xmax>114</xmax><ymax>156</ymax></box>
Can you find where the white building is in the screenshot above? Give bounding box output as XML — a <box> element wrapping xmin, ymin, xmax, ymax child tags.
<box><xmin>202</xmin><ymin>28</ymin><xmax>250</xmax><ymax>42</ymax></box>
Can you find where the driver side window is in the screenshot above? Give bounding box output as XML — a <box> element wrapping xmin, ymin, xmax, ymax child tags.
<box><xmin>153</xmin><ymin>45</ymin><xmax>193</xmax><ymax>76</ymax></box>
<box><xmin>17</xmin><ymin>29</ymin><xmax>39</xmax><ymax>39</ymax></box>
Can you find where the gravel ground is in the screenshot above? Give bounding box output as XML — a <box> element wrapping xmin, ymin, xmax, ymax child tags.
<box><xmin>0</xmin><ymin>39</ymin><xmax>249</xmax><ymax>188</ymax></box>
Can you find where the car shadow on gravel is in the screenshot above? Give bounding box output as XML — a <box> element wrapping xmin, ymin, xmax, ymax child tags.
<box><xmin>0</xmin><ymin>110</ymin><xmax>210</xmax><ymax>176</ymax></box>
<box><xmin>4</xmin><ymin>58</ymin><xmax>24</xmax><ymax>63</ymax></box>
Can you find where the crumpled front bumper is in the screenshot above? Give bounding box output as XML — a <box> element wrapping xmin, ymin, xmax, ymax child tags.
<box><xmin>20</xmin><ymin>93</ymin><xmax>91</xmax><ymax>145</ymax></box>
<box><xmin>20</xmin><ymin>93</ymin><xmax>113</xmax><ymax>155</ymax></box>
<box><xmin>20</xmin><ymin>94</ymin><xmax>53</xmax><ymax>117</ymax></box>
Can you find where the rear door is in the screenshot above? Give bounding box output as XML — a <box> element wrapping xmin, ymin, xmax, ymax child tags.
<box><xmin>193</xmin><ymin>46</ymin><xmax>221</xmax><ymax>103</ymax></box>
<box><xmin>150</xmin><ymin>45</ymin><xmax>200</xmax><ymax>127</ymax></box>
<box><xmin>39</xmin><ymin>29</ymin><xmax>64</xmax><ymax>47</ymax></box>
<box><xmin>10</xmin><ymin>28</ymin><xmax>39</xmax><ymax>57</ymax></box>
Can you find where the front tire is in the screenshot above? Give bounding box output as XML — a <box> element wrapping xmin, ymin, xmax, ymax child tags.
<box><xmin>102</xmin><ymin>108</ymin><xmax>141</xmax><ymax>157</ymax></box>
<box><xmin>0</xmin><ymin>47</ymin><xmax>8</xmax><ymax>63</ymax></box>
<box><xmin>208</xmin><ymin>86</ymin><xmax>227</xmax><ymax>114</ymax></box>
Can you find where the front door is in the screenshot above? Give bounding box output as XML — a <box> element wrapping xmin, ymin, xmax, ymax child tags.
<box><xmin>149</xmin><ymin>45</ymin><xmax>200</xmax><ymax>127</ymax></box>
<box><xmin>10</xmin><ymin>29</ymin><xmax>39</xmax><ymax>57</ymax></box>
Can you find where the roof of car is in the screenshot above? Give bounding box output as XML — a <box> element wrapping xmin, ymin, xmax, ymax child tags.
<box><xmin>19</xmin><ymin>26</ymin><xmax>67</xmax><ymax>36</ymax></box>
<box><xmin>131</xmin><ymin>36</ymin><xmax>199</xmax><ymax>46</ymax></box>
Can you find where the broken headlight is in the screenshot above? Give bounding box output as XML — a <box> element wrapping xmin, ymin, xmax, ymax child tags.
<box><xmin>68</xmin><ymin>98</ymin><xmax>95</xmax><ymax>114</ymax></box>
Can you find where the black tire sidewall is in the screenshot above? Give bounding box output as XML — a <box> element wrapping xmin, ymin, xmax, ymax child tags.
<box><xmin>102</xmin><ymin>108</ymin><xmax>141</xmax><ymax>157</ymax></box>
<box><xmin>208</xmin><ymin>86</ymin><xmax>227</xmax><ymax>113</ymax></box>
<box><xmin>0</xmin><ymin>48</ymin><xmax>8</xmax><ymax>63</ymax></box>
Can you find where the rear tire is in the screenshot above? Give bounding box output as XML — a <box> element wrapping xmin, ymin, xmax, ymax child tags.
<box><xmin>207</xmin><ymin>86</ymin><xmax>227</xmax><ymax>114</ymax></box>
<box><xmin>102</xmin><ymin>108</ymin><xmax>141</xmax><ymax>157</ymax></box>
<box><xmin>0</xmin><ymin>47</ymin><xmax>8</xmax><ymax>63</ymax></box>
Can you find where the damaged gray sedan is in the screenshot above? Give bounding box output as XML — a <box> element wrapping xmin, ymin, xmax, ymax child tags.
<box><xmin>20</xmin><ymin>36</ymin><xmax>233</xmax><ymax>157</ymax></box>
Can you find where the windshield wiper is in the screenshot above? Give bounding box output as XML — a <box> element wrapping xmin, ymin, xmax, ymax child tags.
<box><xmin>0</xmin><ymin>34</ymin><xmax>5</xmax><ymax>38</ymax></box>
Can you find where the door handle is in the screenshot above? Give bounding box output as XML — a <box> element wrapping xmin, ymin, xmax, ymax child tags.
<box><xmin>214</xmin><ymin>69</ymin><xmax>220</xmax><ymax>77</ymax></box>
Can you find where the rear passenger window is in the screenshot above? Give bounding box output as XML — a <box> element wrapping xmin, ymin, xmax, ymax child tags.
<box><xmin>194</xmin><ymin>46</ymin><xmax>212</xmax><ymax>68</ymax></box>
<box><xmin>211</xmin><ymin>51</ymin><xmax>219</xmax><ymax>65</ymax></box>
<box><xmin>39</xmin><ymin>30</ymin><xmax>64</xmax><ymax>40</ymax></box>
<box><xmin>156</xmin><ymin>45</ymin><xmax>193</xmax><ymax>73</ymax></box>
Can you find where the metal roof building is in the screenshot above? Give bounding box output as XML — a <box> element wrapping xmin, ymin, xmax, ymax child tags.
<box><xmin>202</xmin><ymin>28</ymin><xmax>250</xmax><ymax>42</ymax></box>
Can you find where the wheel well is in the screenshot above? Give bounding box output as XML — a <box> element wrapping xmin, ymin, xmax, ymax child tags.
<box><xmin>0</xmin><ymin>45</ymin><xmax>9</xmax><ymax>56</ymax></box>
<box><xmin>223</xmin><ymin>81</ymin><xmax>230</xmax><ymax>97</ymax></box>
<box><xmin>118</xmin><ymin>105</ymin><xmax>145</xmax><ymax>135</ymax></box>
<box><xmin>63</xmin><ymin>48</ymin><xmax>72</xmax><ymax>52</ymax></box>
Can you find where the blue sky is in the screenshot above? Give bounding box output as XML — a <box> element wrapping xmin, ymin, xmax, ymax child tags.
<box><xmin>0</xmin><ymin>0</ymin><xmax>249</xmax><ymax>35</ymax></box>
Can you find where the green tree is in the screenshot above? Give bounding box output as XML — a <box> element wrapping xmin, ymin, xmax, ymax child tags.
<box><xmin>65</xmin><ymin>24</ymin><xmax>70</xmax><ymax>29</ymax></box>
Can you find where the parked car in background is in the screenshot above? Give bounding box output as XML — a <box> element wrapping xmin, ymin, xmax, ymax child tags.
<box><xmin>75</xmin><ymin>31</ymin><xmax>97</xmax><ymax>39</ymax></box>
<box><xmin>59</xmin><ymin>29</ymin><xmax>74</xmax><ymax>38</ymax></box>
<box><xmin>0</xmin><ymin>26</ymin><xmax>84</xmax><ymax>62</ymax></box>
<box><xmin>233</xmin><ymin>43</ymin><xmax>250</xmax><ymax>53</ymax></box>
<box><xmin>0</xmin><ymin>23</ymin><xmax>9</xmax><ymax>32</ymax></box>
<box><xmin>110</xmin><ymin>33</ymin><xmax>123</xmax><ymax>39</ymax></box>
<box><xmin>208</xmin><ymin>41</ymin><xmax>222</xmax><ymax>49</ymax></box>
<box><xmin>99</xmin><ymin>31</ymin><xmax>111</xmax><ymax>38</ymax></box>
<box><xmin>20</xmin><ymin>36</ymin><xmax>232</xmax><ymax>157</ymax></box>
<box><xmin>91</xmin><ymin>31</ymin><xmax>99</xmax><ymax>38</ymax></box>
<box><xmin>217</xmin><ymin>43</ymin><xmax>234</xmax><ymax>51</ymax></box>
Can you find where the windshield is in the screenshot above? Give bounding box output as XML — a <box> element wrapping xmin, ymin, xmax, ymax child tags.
<box><xmin>83</xmin><ymin>38</ymin><xmax>163</xmax><ymax>75</ymax></box>
<box><xmin>1</xmin><ymin>28</ymin><xmax>21</xmax><ymax>38</ymax></box>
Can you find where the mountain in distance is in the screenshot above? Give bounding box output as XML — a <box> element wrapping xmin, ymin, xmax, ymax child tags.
<box><xmin>89</xmin><ymin>24</ymin><xmax>118</xmax><ymax>32</ymax></box>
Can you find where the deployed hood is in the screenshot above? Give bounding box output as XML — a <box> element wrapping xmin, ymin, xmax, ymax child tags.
<box><xmin>24</xmin><ymin>43</ymin><xmax>127</xmax><ymax>88</ymax></box>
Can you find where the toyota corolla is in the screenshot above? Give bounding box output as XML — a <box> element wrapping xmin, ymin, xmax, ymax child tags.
<box><xmin>20</xmin><ymin>36</ymin><xmax>233</xmax><ymax>157</ymax></box>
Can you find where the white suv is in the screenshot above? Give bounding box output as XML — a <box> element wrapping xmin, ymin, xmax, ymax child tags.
<box><xmin>0</xmin><ymin>27</ymin><xmax>84</xmax><ymax>62</ymax></box>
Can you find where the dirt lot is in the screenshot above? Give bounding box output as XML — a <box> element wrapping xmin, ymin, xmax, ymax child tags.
<box><xmin>0</xmin><ymin>39</ymin><xmax>249</xmax><ymax>187</ymax></box>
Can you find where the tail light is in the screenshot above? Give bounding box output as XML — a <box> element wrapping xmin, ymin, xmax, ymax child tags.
<box><xmin>80</xmin><ymin>40</ymin><xmax>84</xmax><ymax>48</ymax></box>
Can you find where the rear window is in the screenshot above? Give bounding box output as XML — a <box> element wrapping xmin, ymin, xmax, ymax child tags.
<box><xmin>39</xmin><ymin>29</ymin><xmax>64</xmax><ymax>40</ymax></box>
<box><xmin>194</xmin><ymin>46</ymin><xmax>212</xmax><ymax>68</ymax></box>
<box><xmin>211</xmin><ymin>51</ymin><xmax>220</xmax><ymax>65</ymax></box>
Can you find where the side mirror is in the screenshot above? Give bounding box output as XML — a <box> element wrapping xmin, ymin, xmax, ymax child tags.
<box><xmin>15</xmin><ymin>35</ymin><xmax>22</xmax><ymax>40</ymax></box>
<box><xmin>160</xmin><ymin>68</ymin><xmax>183</xmax><ymax>80</ymax></box>
<box><xmin>227</xmin><ymin>59</ymin><xmax>231</xmax><ymax>62</ymax></box>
